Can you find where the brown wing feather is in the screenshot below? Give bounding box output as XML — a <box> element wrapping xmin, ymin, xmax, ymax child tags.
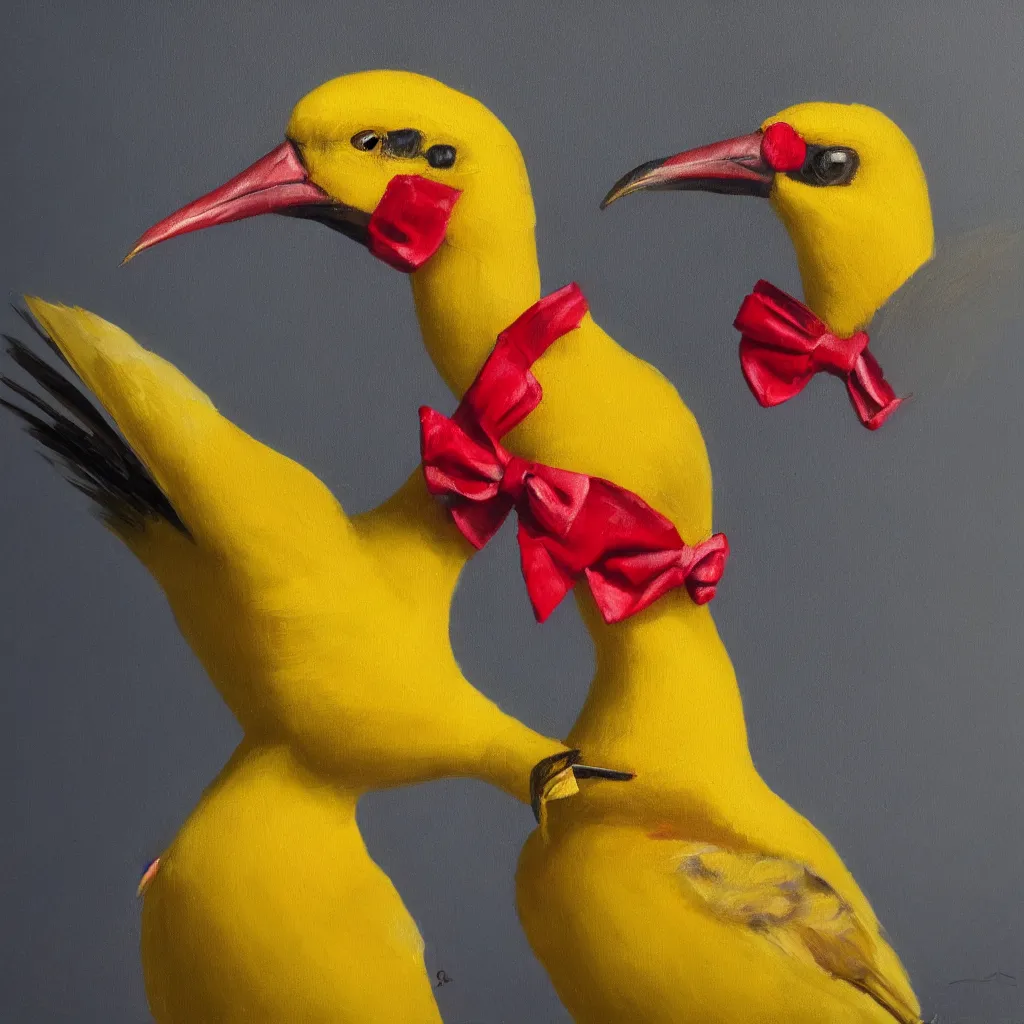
<box><xmin>676</xmin><ymin>843</ymin><xmax>920</xmax><ymax>1024</ymax></box>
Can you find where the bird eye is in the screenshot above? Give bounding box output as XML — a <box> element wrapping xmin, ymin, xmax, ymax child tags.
<box><xmin>425</xmin><ymin>144</ymin><xmax>457</xmax><ymax>170</ymax></box>
<box><xmin>792</xmin><ymin>145</ymin><xmax>859</xmax><ymax>187</ymax></box>
<box><xmin>351</xmin><ymin>130</ymin><xmax>380</xmax><ymax>152</ymax></box>
<box><xmin>383</xmin><ymin>129</ymin><xmax>423</xmax><ymax>159</ymax></box>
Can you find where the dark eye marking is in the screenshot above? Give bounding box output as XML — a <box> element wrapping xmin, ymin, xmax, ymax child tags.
<box><xmin>425</xmin><ymin>144</ymin><xmax>457</xmax><ymax>169</ymax></box>
<box><xmin>384</xmin><ymin>129</ymin><xmax>423</xmax><ymax>159</ymax></box>
<box><xmin>351</xmin><ymin>130</ymin><xmax>380</xmax><ymax>151</ymax></box>
<box><xmin>359</xmin><ymin>127</ymin><xmax>455</xmax><ymax>168</ymax></box>
<box><xmin>789</xmin><ymin>145</ymin><xmax>859</xmax><ymax>187</ymax></box>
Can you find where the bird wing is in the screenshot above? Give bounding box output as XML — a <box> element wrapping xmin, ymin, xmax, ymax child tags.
<box><xmin>674</xmin><ymin>841</ymin><xmax>921</xmax><ymax>1024</ymax></box>
<box><xmin>870</xmin><ymin>222</ymin><xmax>1024</xmax><ymax>403</ymax></box>
<box><xmin>2</xmin><ymin>299</ymin><xmax>352</xmax><ymax>565</ymax></box>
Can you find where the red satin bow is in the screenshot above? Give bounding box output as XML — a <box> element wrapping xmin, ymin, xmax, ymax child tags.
<box><xmin>420</xmin><ymin>284</ymin><xmax>730</xmax><ymax>623</ymax></box>
<box><xmin>733</xmin><ymin>280</ymin><xmax>902</xmax><ymax>430</ymax></box>
<box><xmin>368</xmin><ymin>175</ymin><xmax>462</xmax><ymax>272</ymax></box>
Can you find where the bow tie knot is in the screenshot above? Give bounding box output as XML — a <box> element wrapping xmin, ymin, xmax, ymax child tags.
<box><xmin>812</xmin><ymin>329</ymin><xmax>870</xmax><ymax>378</ymax></box>
<box><xmin>681</xmin><ymin>536</ymin><xmax>730</xmax><ymax>604</ymax></box>
<box><xmin>502</xmin><ymin>456</ymin><xmax>590</xmax><ymax>538</ymax></box>
<box><xmin>498</xmin><ymin>454</ymin><xmax>532</xmax><ymax>499</ymax></box>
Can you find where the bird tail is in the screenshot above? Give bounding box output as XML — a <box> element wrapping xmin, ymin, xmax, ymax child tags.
<box><xmin>1</xmin><ymin>304</ymin><xmax>188</xmax><ymax>538</ymax></box>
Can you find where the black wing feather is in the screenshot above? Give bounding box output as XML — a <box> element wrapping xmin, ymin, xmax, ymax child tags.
<box><xmin>1</xmin><ymin>310</ymin><xmax>189</xmax><ymax>536</ymax></box>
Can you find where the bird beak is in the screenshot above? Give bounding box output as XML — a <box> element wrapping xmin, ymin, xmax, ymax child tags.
<box><xmin>600</xmin><ymin>130</ymin><xmax>772</xmax><ymax>208</ymax></box>
<box><xmin>123</xmin><ymin>141</ymin><xmax>368</xmax><ymax>263</ymax></box>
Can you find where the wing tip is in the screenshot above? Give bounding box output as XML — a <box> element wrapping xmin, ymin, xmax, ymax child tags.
<box><xmin>1</xmin><ymin>306</ymin><xmax>190</xmax><ymax>538</ymax></box>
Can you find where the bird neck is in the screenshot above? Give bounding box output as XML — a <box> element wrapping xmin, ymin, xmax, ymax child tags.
<box><xmin>773</xmin><ymin>195</ymin><xmax>934</xmax><ymax>337</ymax></box>
<box><xmin>407</xmin><ymin>224</ymin><xmax>752</xmax><ymax>798</ymax></box>
<box><xmin>795</xmin><ymin>239</ymin><xmax>931</xmax><ymax>338</ymax></box>
<box><xmin>568</xmin><ymin>593</ymin><xmax>755</xmax><ymax>792</ymax></box>
<box><xmin>355</xmin><ymin>222</ymin><xmax>542</xmax><ymax>601</ymax></box>
<box><xmin>410</xmin><ymin>221</ymin><xmax>542</xmax><ymax>397</ymax></box>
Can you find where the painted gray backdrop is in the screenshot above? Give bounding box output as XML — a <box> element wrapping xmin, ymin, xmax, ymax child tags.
<box><xmin>2</xmin><ymin>2</ymin><xmax>1022</xmax><ymax>1021</ymax></box>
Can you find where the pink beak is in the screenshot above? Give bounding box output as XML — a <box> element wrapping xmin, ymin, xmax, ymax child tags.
<box><xmin>601</xmin><ymin>131</ymin><xmax>773</xmax><ymax>208</ymax></box>
<box><xmin>123</xmin><ymin>141</ymin><xmax>338</xmax><ymax>263</ymax></box>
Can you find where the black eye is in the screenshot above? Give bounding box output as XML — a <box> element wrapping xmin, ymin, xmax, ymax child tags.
<box><xmin>792</xmin><ymin>145</ymin><xmax>859</xmax><ymax>187</ymax></box>
<box><xmin>351</xmin><ymin>130</ymin><xmax>380</xmax><ymax>151</ymax></box>
<box><xmin>384</xmin><ymin>129</ymin><xmax>423</xmax><ymax>159</ymax></box>
<box><xmin>425</xmin><ymin>144</ymin><xmax>457</xmax><ymax>169</ymax></box>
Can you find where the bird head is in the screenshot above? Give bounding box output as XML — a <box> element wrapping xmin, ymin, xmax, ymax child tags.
<box><xmin>124</xmin><ymin>70</ymin><xmax>535</xmax><ymax>271</ymax></box>
<box><xmin>602</xmin><ymin>102</ymin><xmax>934</xmax><ymax>336</ymax></box>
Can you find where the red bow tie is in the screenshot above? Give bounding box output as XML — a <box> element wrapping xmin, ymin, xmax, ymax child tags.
<box><xmin>733</xmin><ymin>280</ymin><xmax>902</xmax><ymax>430</ymax></box>
<box><xmin>420</xmin><ymin>285</ymin><xmax>730</xmax><ymax>623</ymax></box>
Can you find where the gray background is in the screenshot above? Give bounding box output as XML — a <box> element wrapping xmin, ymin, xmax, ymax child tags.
<box><xmin>2</xmin><ymin>1</ymin><xmax>1022</xmax><ymax>1021</ymax></box>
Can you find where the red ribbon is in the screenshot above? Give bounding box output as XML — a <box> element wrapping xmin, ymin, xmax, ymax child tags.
<box><xmin>367</xmin><ymin>175</ymin><xmax>462</xmax><ymax>273</ymax></box>
<box><xmin>420</xmin><ymin>284</ymin><xmax>730</xmax><ymax>623</ymax></box>
<box><xmin>733</xmin><ymin>280</ymin><xmax>902</xmax><ymax>430</ymax></box>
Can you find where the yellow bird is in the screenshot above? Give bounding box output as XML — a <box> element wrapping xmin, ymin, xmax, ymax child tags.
<box><xmin>120</xmin><ymin>74</ymin><xmax>917</xmax><ymax>1021</ymax></box>
<box><xmin>602</xmin><ymin>101</ymin><xmax>1024</xmax><ymax>417</ymax></box>
<box><xmin>603</xmin><ymin>102</ymin><xmax>932</xmax><ymax>336</ymax></box>
<box><xmin>1</xmin><ymin>71</ymin><xmax>656</xmax><ymax>1021</ymax></box>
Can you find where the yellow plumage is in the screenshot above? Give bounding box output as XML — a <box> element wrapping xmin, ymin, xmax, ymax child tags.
<box><xmin>764</xmin><ymin>102</ymin><xmax>934</xmax><ymax>336</ymax></box>
<box><xmin>142</xmin><ymin>744</ymin><xmax>438</xmax><ymax>1023</ymax></box>
<box><xmin>7</xmin><ymin>76</ymin><xmax>929</xmax><ymax>1022</ymax></box>
<box><xmin>15</xmin><ymin>273</ymin><xmax>565</xmax><ymax>1021</ymax></box>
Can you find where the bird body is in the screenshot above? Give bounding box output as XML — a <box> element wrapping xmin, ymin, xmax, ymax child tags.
<box><xmin>388</xmin><ymin>100</ymin><xmax>920</xmax><ymax>1023</ymax></box>
<box><xmin>517</xmin><ymin>593</ymin><xmax>919</xmax><ymax>1023</ymax></box>
<box><xmin>142</xmin><ymin>743</ymin><xmax>442</xmax><ymax>1024</ymax></box>
<box><xmin>519</xmin><ymin>818</ymin><xmax>916</xmax><ymax>1024</ymax></box>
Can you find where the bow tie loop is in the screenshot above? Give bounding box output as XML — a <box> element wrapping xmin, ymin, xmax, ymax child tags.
<box><xmin>586</xmin><ymin>533</ymin><xmax>730</xmax><ymax>623</ymax></box>
<box><xmin>419</xmin><ymin>406</ymin><xmax>512</xmax><ymax>548</ymax></box>
<box><xmin>419</xmin><ymin>406</ymin><xmax>504</xmax><ymax>499</ymax></box>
